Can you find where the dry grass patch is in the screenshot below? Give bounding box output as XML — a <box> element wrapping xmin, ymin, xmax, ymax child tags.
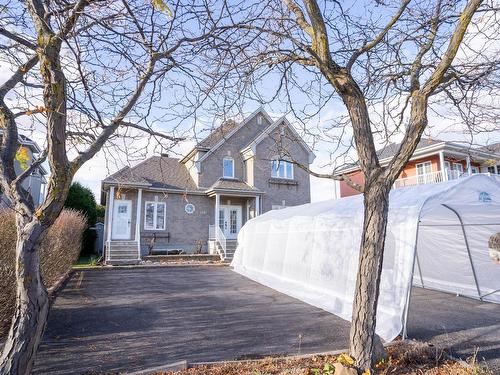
<box><xmin>163</xmin><ymin>341</ymin><xmax>492</xmax><ymax>375</ymax></box>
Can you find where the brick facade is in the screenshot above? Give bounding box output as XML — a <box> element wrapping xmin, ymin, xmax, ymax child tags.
<box><xmin>339</xmin><ymin>153</ymin><xmax>483</xmax><ymax>198</ymax></box>
<box><xmin>103</xmin><ymin>109</ymin><xmax>313</xmax><ymax>255</ymax></box>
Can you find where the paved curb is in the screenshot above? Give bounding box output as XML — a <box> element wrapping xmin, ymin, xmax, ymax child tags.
<box><xmin>126</xmin><ymin>360</ymin><xmax>188</xmax><ymax>374</ymax></box>
<box><xmin>72</xmin><ymin>262</ymin><xmax>229</xmax><ymax>271</ymax></box>
<box><xmin>48</xmin><ymin>269</ymin><xmax>74</xmax><ymax>301</ymax></box>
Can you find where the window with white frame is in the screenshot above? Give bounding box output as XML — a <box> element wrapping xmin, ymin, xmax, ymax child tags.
<box><xmin>416</xmin><ymin>161</ymin><xmax>432</xmax><ymax>184</ymax></box>
<box><xmin>416</xmin><ymin>161</ymin><xmax>432</xmax><ymax>174</ymax></box>
<box><xmin>452</xmin><ymin>162</ymin><xmax>464</xmax><ymax>173</ymax></box>
<box><xmin>144</xmin><ymin>201</ymin><xmax>166</xmax><ymax>230</ymax></box>
<box><xmin>487</xmin><ymin>166</ymin><xmax>498</xmax><ymax>174</ymax></box>
<box><xmin>471</xmin><ymin>166</ymin><xmax>479</xmax><ymax>173</ymax></box>
<box><xmin>271</xmin><ymin>160</ymin><xmax>293</xmax><ymax>179</ymax></box>
<box><xmin>223</xmin><ymin>157</ymin><xmax>234</xmax><ymax>178</ymax></box>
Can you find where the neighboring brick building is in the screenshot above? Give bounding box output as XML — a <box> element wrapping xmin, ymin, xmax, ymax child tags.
<box><xmin>101</xmin><ymin>108</ymin><xmax>315</xmax><ymax>264</ymax></box>
<box><xmin>335</xmin><ymin>138</ymin><xmax>500</xmax><ymax>198</ymax></box>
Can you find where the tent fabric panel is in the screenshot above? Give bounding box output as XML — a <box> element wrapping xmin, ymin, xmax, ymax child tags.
<box><xmin>232</xmin><ymin>175</ymin><xmax>500</xmax><ymax>343</ymax></box>
<box><xmin>233</xmin><ymin>202</ymin><xmax>419</xmax><ymax>342</ymax></box>
<box><xmin>416</xmin><ymin>224</ymin><xmax>478</xmax><ymax>297</ymax></box>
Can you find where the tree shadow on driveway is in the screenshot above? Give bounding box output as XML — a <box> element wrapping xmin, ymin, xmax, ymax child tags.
<box><xmin>34</xmin><ymin>267</ymin><xmax>350</xmax><ymax>374</ymax></box>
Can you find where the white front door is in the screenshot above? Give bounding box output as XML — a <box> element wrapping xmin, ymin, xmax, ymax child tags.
<box><xmin>112</xmin><ymin>200</ymin><xmax>132</xmax><ymax>240</ymax></box>
<box><xmin>219</xmin><ymin>205</ymin><xmax>242</xmax><ymax>239</ymax></box>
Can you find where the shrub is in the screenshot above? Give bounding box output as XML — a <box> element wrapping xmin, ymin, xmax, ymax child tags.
<box><xmin>64</xmin><ymin>182</ymin><xmax>97</xmax><ymax>226</ymax></box>
<box><xmin>65</xmin><ymin>182</ymin><xmax>98</xmax><ymax>256</ymax></box>
<box><xmin>0</xmin><ymin>209</ymin><xmax>86</xmax><ymax>337</ymax></box>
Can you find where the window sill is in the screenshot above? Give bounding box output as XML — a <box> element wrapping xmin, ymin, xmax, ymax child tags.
<box><xmin>268</xmin><ymin>178</ymin><xmax>298</xmax><ymax>186</ymax></box>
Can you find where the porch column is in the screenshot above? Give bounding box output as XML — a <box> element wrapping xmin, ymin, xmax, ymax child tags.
<box><xmin>136</xmin><ymin>188</ymin><xmax>142</xmax><ymax>260</ymax></box>
<box><xmin>495</xmin><ymin>165</ymin><xmax>499</xmax><ymax>175</ymax></box>
<box><xmin>215</xmin><ymin>193</ymin><xmax>220</xmax><ymax>230</ymax></box>
<box><xmin>466</xmin><ymin>155</ymin><xmax>472</xmax><ymax>175</ymax></box>
<box><xmin>106</xmin><ymin>186</ymin><xmax>115</xmax><ymax>262</ymax></box>
<box><xmin>255</xmin><ymin>195</ymin><xmax>260</xmax><ymax>216</ymax></box>
<box><xmin>439</xmin><ymin>151</ymin><xmax>447</xmax><ymax>181</ymax></box>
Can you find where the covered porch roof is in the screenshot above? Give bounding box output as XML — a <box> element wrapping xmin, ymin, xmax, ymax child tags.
<box><xmin>205</xmin><ymin>178</ymin><xmax>263</xmax><ymax>197</ymax></box>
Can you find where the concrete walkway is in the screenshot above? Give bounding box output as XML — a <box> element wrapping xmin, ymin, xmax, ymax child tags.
<box><xmin>33</xmin><ymin>266</ymin><xmax>500</xmax><ymax>374</ymax></box>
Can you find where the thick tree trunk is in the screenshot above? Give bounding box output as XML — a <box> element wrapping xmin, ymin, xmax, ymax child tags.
<box><xmin>0</xmin><ymin>218</ymin><xmax>49</xmax><ymax>375</ymax></box>
<box><xmin>349</xmin><ymin>181</ymin><xmax>391</xmax><ymax>370</ymax></box>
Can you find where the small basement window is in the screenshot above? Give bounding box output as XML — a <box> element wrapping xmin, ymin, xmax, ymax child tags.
<box><xmin>144</xmin><ymin>201</ymin><xmax>166</xmax><ymax>230</ymax></box>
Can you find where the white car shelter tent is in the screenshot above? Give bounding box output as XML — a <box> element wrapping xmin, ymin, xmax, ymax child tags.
<box><xmin>232</xmin><ymin>174</ymin><xmax>500</xmax><ymax>342</ymax></box>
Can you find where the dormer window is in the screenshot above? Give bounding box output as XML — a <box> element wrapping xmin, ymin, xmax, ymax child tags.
<box><xmin>223</xmin><ymin>157</ymin><xmax>234</xmax><ymax>178</ymax></box>
<box><xmin>257</xmin><ymin>115</ymin><xmax>263</xmax><ymax>125</ymax></box>
<box><xmin>271</xmin><ymin>160</ymin><xmax>293</xmax><ymax>179</ymax></box>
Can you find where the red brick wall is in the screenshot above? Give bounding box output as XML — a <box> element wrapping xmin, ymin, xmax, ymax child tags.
<box><xmin>338</xmin><ymin>154</ymin><xmax>480</xmax><ymax>198</ymax></box>
<box><xmin>339</xmin><ymin>171</ymin><xmax>365</xmax><ymax>197</ymax></box>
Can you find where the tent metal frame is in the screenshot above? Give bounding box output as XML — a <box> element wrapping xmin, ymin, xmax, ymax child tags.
<box><xmin>401</xmin><ymin>203</ymin><xmax>499</xmax><ymax>339</ymax></box>
<box><xmin>442</xmin><ymin>204</ymin><xmax>483</xmax><ymax>300</ymax></box>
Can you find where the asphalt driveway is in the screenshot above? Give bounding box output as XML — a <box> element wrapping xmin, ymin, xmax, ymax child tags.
<box><xmin>33</xmin><ymin>266</ymin><xmax>500</xmax><ymax>374</ymax></box>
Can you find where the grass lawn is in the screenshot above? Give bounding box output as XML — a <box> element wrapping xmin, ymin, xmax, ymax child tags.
<box><xmin>73</xmin><ymin>255</ymin><xmax>102</xmax><ymax>269</ymax></box>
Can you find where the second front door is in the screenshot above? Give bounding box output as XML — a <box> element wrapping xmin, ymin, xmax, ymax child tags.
<box><xmin>219</xmin><ymin>205</ymin><xmax>242</xmax><ymax>240</ymax></box>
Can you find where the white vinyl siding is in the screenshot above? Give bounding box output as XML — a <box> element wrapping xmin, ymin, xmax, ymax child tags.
<box><xmin>144</xmin><ymin>201</ymin><xmax>166</xmax><ymax>230</ymax></box>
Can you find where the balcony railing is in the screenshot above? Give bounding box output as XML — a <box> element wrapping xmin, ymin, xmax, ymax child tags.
<box><xmin>394</xmin><ymin>170</ymin><xmax>491</xmax><ymax>189</ymax></box>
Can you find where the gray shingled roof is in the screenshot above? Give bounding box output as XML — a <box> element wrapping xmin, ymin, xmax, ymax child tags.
<box><xmin>478</xmin><ymin>142</ymin><xmax>500</xmax><ymax>154</ymax></box>
<box><xmin>376</xmin><ymin>138</ymin><xmax>443</xmax><ymax>160</ymax></box>
<box><xmin>208</xmin><ymin>178</ymin><xmax>260</xmax><ymax>192</ymax></box>
<box><xmin>103</xmin><ymin>156</ymin><xmax>198</xmax><ymax>190</ymax></box>
<box><xmin>336</xmin><ymin>138</ymin><xmax>444</xmax><ymax>173</ymax></box>
<box><xmin>197</xmin><ymin>120</ymin><xmax>238</xmax><ymax>149</ymax></box>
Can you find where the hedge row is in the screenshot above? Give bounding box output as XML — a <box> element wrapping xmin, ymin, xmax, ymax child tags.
<box><xmin>0</xmin><ymin>209</ymin><xmax>86</xmax><ymax>337</ymax></box>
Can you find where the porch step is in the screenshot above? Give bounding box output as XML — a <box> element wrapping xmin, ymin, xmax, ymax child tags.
<box><xmin>217</xmin><ymin>240</ymin><xmax>238</xmax><ymax>263</ymax></box>
<box><xmin>107</xmin><ymin>241</ymin><xmax>140</xmax><ymax>265</ymax></box>
<box><xmin>107</xmin><ymin>260</ymin><xmax>140</xmax><ymax>266</ymax></box>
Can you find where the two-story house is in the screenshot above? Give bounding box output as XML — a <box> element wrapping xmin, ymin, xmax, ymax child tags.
<box><xmin>101</xmin><ymin>108</ymin><xmax>315</xmax><ymax>264</ymax></box>
<box><xmin>0</xmin><ymin>130</ymin><xmax>48</xmax><ymax>207</ymax></box>
<box><xmin>335</xmin><ymin>138</ymin><xmax>500</xmax><ymax>198</ymax></box>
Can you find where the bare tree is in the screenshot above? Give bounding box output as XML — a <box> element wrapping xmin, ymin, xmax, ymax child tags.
<box><xmin>208</xmin><ymin>0</ymin><xmax>499</xmax><ymax>370</ymax></box>
<box><xmin>0</xmin><ymin>0</ymin><xmax>245</xmax><ymax>372</ymax></box>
